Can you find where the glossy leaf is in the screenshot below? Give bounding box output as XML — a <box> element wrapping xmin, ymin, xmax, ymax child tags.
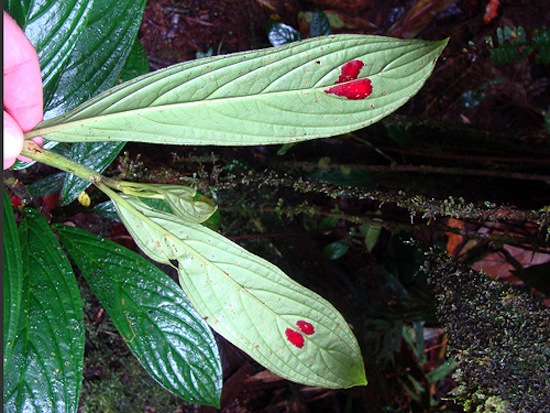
<box><xmin>56</xmin><ymin>225</ymin><xmax>222</xmax><ymax>407</ymax></box>
<box><xmin>323</xmin><ymin>240</ymin><xmax>350</xmax><ymax>260</ymax></box>
<box><xmin>310</xmin><ymin>9</ymin><xmax>332</xmax><ymax>37</ymax></box>
<box><xmin>27</xmin><ymin>171</ymin><xmax>65</xmax><ymax>197</ymax></box>
<box><xmin>44</xmin><ymin>0</ymin><xmax>147</xmax><ymax>117</ymax></box>
<box><xmin>5</xmin><ymin>0</ymin><xmax>94</xmax><ymax>105</ymax></box>
<box><xmin>268</xmin><ymin>21</ymin><xmax>303</xmax><ymax>46</ymax></box>
<box><xmin>28</xmin><ymin>35</ymin><xmax>448</xmax><ymax>147</ymax></box>
<box><xmin>4</xmin><ymin>209</ymin><xmax>84</xmax><ymax>413</ymax></box>
<box><xmin>112</xmin><ymin>195</ymin><xmax>367</xmax><ymax>389</ymax></box>
<box><xmin>3</xmin><ymin>190</ymin><xmax>22</xmax><ymax>367</ymax></box>
<box><xmin>119</xmin><ymin>37</ymin><xmax>151</xmax><ymax>82</ymax></box>
<box><xmin>61</xmin><ymin>141</ymin><xmax>125</xmax><ymax>205</ymax></box>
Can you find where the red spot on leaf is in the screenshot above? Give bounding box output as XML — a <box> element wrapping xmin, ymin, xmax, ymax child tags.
<box><xmin>296</xmin><ymin>320</ymin><xmax>315</xmax><ymax>335</ymax></box>
<box><xmin>285</xmin><ymin>328</ymin><xmax>304</xmax><ymax>348</ymax></box>
<box><xmin>337</xmin><ymin>60</ymin><xmax>365</xmax><ymax>83</ymax></box>
<box><xmin>325</xmin><ymin>79</ymin><xmax>373</xmax><ymax>100</ymax></box>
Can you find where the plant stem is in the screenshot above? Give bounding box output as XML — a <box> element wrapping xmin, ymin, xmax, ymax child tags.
<box><xmin>21</xmin><ymin>140</ymin><xmax>103</xmax><ymax>185</ymax></box>
<box><xmin>20</xmin><ymin>140</ymin><xmax>124</xmax><ymax>192</ymax></box>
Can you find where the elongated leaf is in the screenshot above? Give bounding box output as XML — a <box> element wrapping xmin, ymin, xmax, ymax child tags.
<box><xmin>112</xmin><ymin>195</ymin><xmax>367</xmax><ymax>389</ymax></box>
<box><xmin>5</xmin><ymin>0</ymin><xmax>94</xmax><ymax>105</ymax></box>
<box><xmin>44</xmin><ymin>0</ymin><xmax>147</xmax><ymax>117</ymax></box>
<box><xmin>3</xmin><ymin>191</ymin><xmax>22</xmax><ymax>367</ymax></box>
<box><xmin>28</xmin><ymin>35</ymin><xmax>447</xmax><ymax>146</ymax></box>
<box><xmin>61</xmin><ymin>141</ymin><xmax>125</xmax><ymax>205</ymax></box>
<box><xmin>4</xmin><ymin>209</ymin><xmax>84</xmax><ymax>413</ymax></box>
<box><xmin>56</xmin><ymin>225</ymin><xmax>222</xmax><ymax>407</ymax></box>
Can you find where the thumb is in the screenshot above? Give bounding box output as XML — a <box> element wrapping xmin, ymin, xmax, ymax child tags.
<box><xmin>3</xmin><ymin>111</ymin><xmax>25</xmax><ymax>169</ymax></box>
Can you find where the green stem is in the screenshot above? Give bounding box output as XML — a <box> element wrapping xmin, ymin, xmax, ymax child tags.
<box><xmin>20</xmin><ymin>140</ymin><xmax>124</xmax><ymax>192</ymax></box>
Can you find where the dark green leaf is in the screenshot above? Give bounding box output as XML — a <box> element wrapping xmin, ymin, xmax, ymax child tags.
<box><xmin>268</xmin><ymin>22</ymin><xmax>302</xmax><ymax>47</ymax></box>
<box><xmin>385</xmin><ymin>120</ymin><xmax>412</xmax><ymax>147</ymax></box>
<box><xmin>61</xmin><ymin>141</ymin><xmax>125</xmax><ymax>205</ymax></box>
<box><xmin>425</xmin><ymin>359</ymin><xmax>456</xmax><ymax>384</ymax></box>
<box><xmin>6</xmin><ymin>0</ymin><xmax>94</xmax><ymax>106</ymax></box>
<box><xmin>312</xmin><ymin>168</ymin><xmax>373</xmax><ymax>187</ymax></box>
<box><xmin>93</xmin><ymin>199</ymin><xmax>120</xmax><ymax>221</ymax></box>
<box><xmin>3</xmin><ymin>190</ymin><xmax>22</xmax><ymax>367</ymax></box>
<box><xmin>119</xmin><ymin>37</ymin><xmax>150</xmax><ymax>82</ymax></box>
<box><xmin>322</xmin><ymin>240</ymin><xmax>350</xmax><ymax>260</ymax></box>
<box><xmin>27</xmin><ymin>171</ymin><xmax>65</xmax><ymax>197</ymax></box>
<box><xmin>362</xmin><ymin>222</ymin><xmax>382</xmax><ymax>253</ymax></box>
<box><xmin>310</xmin><ymin>9</ymin><xmax>332</xmax><ymax>37</ymax></box>
<box><xmin>319</xmin><ymin>215</ymin><xmax>339</xmax><ymax>231</ymax></box>
<box><xmin>45</xmin><ymin>0</ymin><xmax>147</xmax><ymax>117</ymax></box>
<box><xmin>56</xmin><ymin>225</ymin><xmax>222</xmax><ymax>407</ymax></box>
<box><xmin>4</xmin><ymin>209</ymin><xmax>84</xmax><ymax>413</ymax></box>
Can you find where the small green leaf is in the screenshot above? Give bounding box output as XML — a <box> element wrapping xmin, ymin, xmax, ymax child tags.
<box><xmin>362</xmin><ymin>222</ymin><xmax>382</xmax><ymax>252</ymax></box>
<box><xmin>61</xmin><ymin>141</ymin><xmax>125</xmax><ymax>205</ymax></box>
<box><xmin>28</xmin><ymin>36</ymin><xmax>448</xmax><ymax>147</ymax></box>
<box><xmin>310</xmin><ymin>9</ymin><xmax>332</xmax><ymax>37</ymax></box>
<box><xmin>56</xmin><ymin>225</ymin><xmax>222</xmax><ymax>407</ymax></box>
<box><xmin>268</xmin><ymin>21</ymin><xmax>303</xmax><ymax>46</ymax></box>
<box><xmin>312</xmin><ymin>168</ymin><xmax>373</xmax><ymax>187</ymax></box>
<box><xmin>111</xmin><ymin>194</ymin><xmax>367</xmax><ymax>389</ymax></box>
<box><xmin>4</xmin><ymin>209</ymin><xmax>84</xmax><ymax>413</ymax></box>
<box><xmin>119</xmin><ymin>183</ymin><xmax>217</xmax><ymax>224</ymax></box>
<box><xmin>3</xmin><ymin>190</ymin><xmax>22</xmax><ymax>367</ymax></box>
<box><xmin>323</xmin><ymin>240</ymin><xmax>350</xmax><ymax>260</ymax></box>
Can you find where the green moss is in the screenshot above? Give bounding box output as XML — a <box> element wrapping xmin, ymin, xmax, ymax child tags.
<box><xmin>78</xmin><ymin>348</ymin><xmax>187</xmax><ymax>412</ymax></box>
<box><xmin>425</xmin><ymin>250</ymin><xmax>550</xmax><ymax>412</ymax></box>
<box><xmin>77</xmin><ymin>279</ymin><xmax>189</xmax><ymax>412</ymax></box>
<box><xmin>464</xmin><ymin>394</ymin><xmax>511</xmax><ymax>412</ymax></box>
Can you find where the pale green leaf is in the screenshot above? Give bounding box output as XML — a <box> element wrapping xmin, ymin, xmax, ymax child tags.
<box><xmin>111</xmin><ymin>195</ymin><xmax>367</xmax><ymax>389</ymax></box>
<box><xmin>119</xmin><ymin>183</ymin><xmax>217</xmax><ymax>223</ymax></box>
<box><xmin>28</xmin><ymin>35</ymin><xmax>447</xmax><ymax>147</ymax></box>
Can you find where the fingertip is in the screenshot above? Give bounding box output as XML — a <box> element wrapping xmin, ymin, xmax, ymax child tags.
<box><xmin>3</xmin><ymin>111</ymin><xmax>25</xmax><ymax>169</ymax></box>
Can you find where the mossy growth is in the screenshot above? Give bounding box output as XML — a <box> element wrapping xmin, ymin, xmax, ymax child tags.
<box><xmin>424</xmin><ymin>250</ymin><xmax>549</xmax><ymax>412</ymax></box>
<box><xmin>77</xmin><ymin>278</ymin><xmax>189</xmax><ymax>413</ymax></box>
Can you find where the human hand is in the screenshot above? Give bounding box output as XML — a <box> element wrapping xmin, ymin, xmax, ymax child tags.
<box><xmin>3</xmin><ymin>11</ymin><xmax>44</xmax><ymax>169</ymax></box>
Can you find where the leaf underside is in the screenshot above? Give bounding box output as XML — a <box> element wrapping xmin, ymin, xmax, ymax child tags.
<box><xmin>113</xmin><ymin>195</ymin><xmax>367</xmax><ymax>389</ymax></box>
<box><xmin>30</xmin><ymin>35</ymin><xmax>448</xmax><ymax>147</ymax></box>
